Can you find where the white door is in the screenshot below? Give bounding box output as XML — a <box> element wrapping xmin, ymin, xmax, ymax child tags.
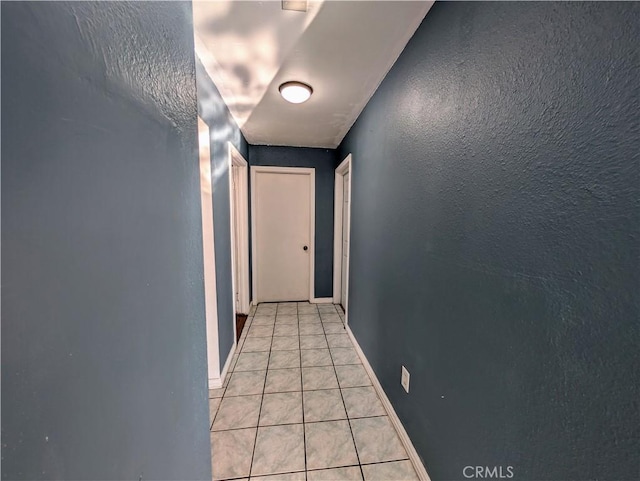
<box><xmin>341</xmin><ymin>171</ymin><xmax>350</xmax><ymax>309</ymax></box>
<box><xmin>253</xmin><ymin>168</ymin><xmax>313</xmax><ymax>302</ymax></box>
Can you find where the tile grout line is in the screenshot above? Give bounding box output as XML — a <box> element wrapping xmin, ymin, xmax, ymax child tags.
<box><xmin>298</xmin><ymin>302</ymin><xmax>309</xmax><ymax>481</ymax></box>
<box><xmin>214</xmin><ymin>304</ymin><xmax>407</xmax><ymax>480</ymax></box>
<box><xmin>211</xmin><ymin>312</ymin><xmax>253</xmax><ymax>480</ymax></box>
<box><xmin>219</xmin><ymin>458</ymin><xmax>411</xmax><ymax>481</ymax></box>
<box><xmin>247</xmin><ymin>302</ymin><xmax>277</xmax><ymax>479</ymax></box>
<box><xmin>322</xmin><ymin>304</ymin><xmax>367</xmax><ymax>481</ymax></box>
<box><xmin>339</xmin><ymin>307</ymin><xmax>414</xmax><ymax>477</ymax></box>
<box><xmin>210</xmin><ymin>414</ymin><xmax>392</xmax><ymax>433</ymax></box>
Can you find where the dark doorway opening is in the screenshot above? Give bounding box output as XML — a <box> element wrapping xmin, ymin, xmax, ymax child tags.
<box><xmin>235</xmin><ymin>313</ymin><xmax>248</xmax><ymax>342</ymax></box>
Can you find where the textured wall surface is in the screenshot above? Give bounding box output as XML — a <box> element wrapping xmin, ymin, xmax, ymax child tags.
<box><xmin>1</xmin><ymin>2</ymin><xmax>210</xmax><ymax>479</ymax></box>
<box><xmin>338</xmin><ymin>2</ymin><xmax>639</xmax><ymax>480</ymax></box>
<box><xmin>196</xmin><ymin>61</ymin><xmax>249</xmax><ymax>368</ymax></box>
<box><xmin>248</xmin><ymin>145</ymin><xmax>338</xmax><ymax>299</ymax></box>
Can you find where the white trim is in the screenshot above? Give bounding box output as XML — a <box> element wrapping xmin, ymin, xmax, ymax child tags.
<box><xmin>198</xmin><ymin>117</ymin><xmax>221</xmax><ymax>387</ymax></box>
<box><xmin>251</xmin><ymin>166</ymin><xmax>316</xmax><ymax>302</ymax></box>
<box><xmin>333</xmin><ymin>154</ymin><xmax>352</xmax><ymax>325</ymax></box>
<box><xmin>228</xmin><ymin>143</ymin><xmax>250</xmax><ymax>322</ymax></box>
<box><xmin>345</xmin><ymin>325</ymin><xmax>432</xmax><ymax>481</ymax></box>
<box><xmin>209</xmin><ymin>341</ymin><xmax>236</xmax><ymax>389</ymax></box>
<box><xmin>311</xmin><ymin>297</ymin><xmax>334</xmax><ymax>304</ymax></box>
<box><xmin>219</xmin><ymin>342</ymin><xmax>235</xmax><ymax>386</ymax></box>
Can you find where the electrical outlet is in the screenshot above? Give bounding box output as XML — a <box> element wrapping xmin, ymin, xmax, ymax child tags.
<box><xmin>401</xmin><ymin>365</ymin><xmax>410</xmax><ymax>393</ymax></box>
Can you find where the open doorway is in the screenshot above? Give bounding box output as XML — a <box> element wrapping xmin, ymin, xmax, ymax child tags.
<box><xmin>333</xmin><ymin>154</ymin><xmax>352</xmax><ymax>322</ymax></box>
<box><xmin>228</xmin><ymin>143</ymin><xmax>250</xmax><ymax>341</ymax></box>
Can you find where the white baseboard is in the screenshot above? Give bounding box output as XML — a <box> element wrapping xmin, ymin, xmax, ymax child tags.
<box><xmin>311</xmin><ymin>297</ymin><xmax>334</xmax><ymax>304</ymax></box>
<box><xmin>208</xmin><ymin>377</ymin><xmax>222</xmax><ymax>389</ymax></box>
<box><xmin>345</xmin><ymin>325</ymin><xmax>432</xmax><ymax>481</ymax></box>
<box><xmin>219</xmin><ymin>341</ymin><xmax>236</xmax><ymax>386</ymax></box>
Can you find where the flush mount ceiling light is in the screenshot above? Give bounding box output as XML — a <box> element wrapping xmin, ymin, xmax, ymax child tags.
<box><xmin>279</xmin><ymin>81</ymin><xmax>313</xmax><ymax>104</ymax></box>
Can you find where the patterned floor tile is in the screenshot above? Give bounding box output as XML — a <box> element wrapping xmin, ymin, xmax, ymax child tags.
<box><xmin>260</xmin><ymin>392</ymin><xmax>303</xmax><ymax>426</ymax></box>
<box><xmin>212</xmin><ymin>394</ymin><xmax>261</xmax><ymax>431</ymax></box>
<box><xmin>211</xmin><ymin>428</ymin><xmax>255</xmax><ymax>480</ymax></box>
<box><xmin>350</xmin><ymin>416</ymin><xmax>408</xmax><ymax>464</ymax></box>
<box><xmin>335</xmin><ymin>364</ymin><xmax>371</xmax><ymax>388</ymax></box>
<box><xmin>251</xmin><ymin>424</ymin><xmax>305</xmax><ymax>477</ymax></box>
<box><xmin>361</xmin><ymin>460</ymin><xmax>418</xmax><ymax>481</ymax></box>
<box><xmin>303</xmin><ymin>389</ymin><xmax>347</xmax><ymax>422</ymax></box>
<box><xmin>302</xmin><ymin>366</ymin><xmax>339</xmax><ymax>390</ymax></box>
<box><xmin>305</xmin><ymin>420</ymin><xmax>358</xmax><ymax>470</ymax></box>
<box><xmin>342</xmin><ymin>386</ymin><xmax>386</xmax><ymax>418</ymax></box>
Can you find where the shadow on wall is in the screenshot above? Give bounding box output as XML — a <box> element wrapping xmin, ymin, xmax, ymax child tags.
<box><xmin>196</xmin><ymin>57</ymin><xmax>249</xmax><ymax>370</ymax></box>
<box><xmin>197</xmin><ymin>58</ymin><xmax>246</xmax><ymax>187</ymax></box>
<box><xmin>76</xmin><ymin>1</ymin><xmax>197</xmax><ymax>133</ymax></box>
<box><xmin>193</xmin><ymin>0</ymin><xmax>324</xmax><ymax>130</ymax></box>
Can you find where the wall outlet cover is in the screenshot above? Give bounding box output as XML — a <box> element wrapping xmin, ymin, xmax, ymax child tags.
<box><xmin>401</xmin><ymin>365</ymin><xmax>410</xmax><ymax>393</ymax></box>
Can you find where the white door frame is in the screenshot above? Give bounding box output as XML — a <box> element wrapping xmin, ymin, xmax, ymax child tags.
<box><xmin>198</xmin><ymin>117</ymin><xmax>221</xmax><ymax>389</ymax></box>
<box><xmin>228</xmin><ymin>143</ymin><xmax>250</xmax><ymax>338</ymax></box>
<box><xmin>333</xmin><ymin>154</ymin><xmax>352</xmax><ymax>323</ymax></box>
<box><xmin>251</xmin><ymin>166</ymin><xmax>316</xmax><ymax>303</ymax></box>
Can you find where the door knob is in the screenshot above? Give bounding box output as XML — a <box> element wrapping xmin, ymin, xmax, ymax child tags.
<box><xmin>303</xmin><ymin>246</ymin><xmax>308</xmax><ymax>251</ymax></box>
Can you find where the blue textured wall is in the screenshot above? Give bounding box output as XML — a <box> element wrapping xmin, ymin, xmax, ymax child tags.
<box><xmin>248</xmin><ymin>145</ymin><xmax>338</xmax><ymax>299</ymax></box>
<box><xmin>338</xmin><ymin>2</ymin><xmax>639</xmax><ymax>480</ymax></box>
<box><xmin>196</xmin><ymin>61</ymin><xmax>249</xmax><ymax>367</ymax></box>
<box><xmin>1</xmin><ymin>2</ymin><xmax>210</xmax><ymax>479</ymax></box>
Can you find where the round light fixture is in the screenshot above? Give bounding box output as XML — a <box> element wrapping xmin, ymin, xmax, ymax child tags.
<box><xmin>279</xmin><ymin>81</ymin><xmax>313</xmax><ymax>104</ymax></box>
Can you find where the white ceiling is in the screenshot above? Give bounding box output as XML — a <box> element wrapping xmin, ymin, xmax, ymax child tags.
<box><xmin>193</xmin><ymin>1</ymin><xmax>433</xmax><ymax>149</ymax></box>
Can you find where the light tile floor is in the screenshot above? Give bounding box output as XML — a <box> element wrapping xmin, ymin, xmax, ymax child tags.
<box><xmin>209</xmin><ymin>302</ymin><xmax>419</xmax><ymax>481</ymax></box>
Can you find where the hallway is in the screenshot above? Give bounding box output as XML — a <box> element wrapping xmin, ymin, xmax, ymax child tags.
<box><xmin>4</xmin><ymin>2</ymin><xmax>638</xmax><ymax>479</ymax></box>
<box><xmin>209</xmin><ymin>302</ymin><xmax>418</xmax><ymax>481</ymax></box>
